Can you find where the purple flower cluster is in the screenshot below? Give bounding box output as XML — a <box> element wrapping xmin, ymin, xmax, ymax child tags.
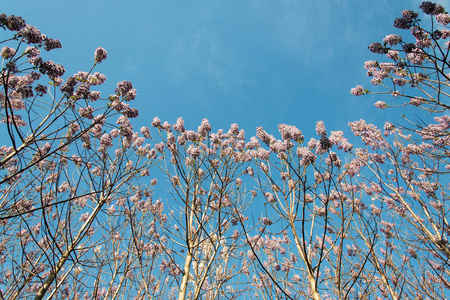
<box><xmin>383</xmin><ymin>34</ymin><xmax>402</xmax><ymax>46</ymax></box>
<box><xmin>115</xmin><ymin>80</ymin><xmax>136</xmax><ymax>101</ymax></box>
<box><xmin>115</xmin><ymin>80</ymin><xmax>132</xmax><ymax>96</ymax></box>
<box><xmin>100</xmin><ymin>134</ymin><xmax>113</xmax><ymax>148</ymax></box>
<box><xmin>35</xmin><ymin>84</ymin><xmax>47</xmax><ymax>96</ymax></box>
<box><xmin>380</xmin><ymin>221</ymin><xmax>396</xmax><ymax>238</ymax></box>
<box><xmin>420</xmin><ymin>2</ymin><xmax>436</xmax><ymax>14</ymax></box>
<box><xmin>5</xmin><ymin>61</ymin><xmax>18</xmax><ymax>73</ymax></box>
<box><xmin>328</xmin><ymin>131</ymin><xmax>353</xmax><ymax>152</ymax></box>
<box><xmin>419</xmin><ymin>2</ymin><xmax>445</xmax><ymax>15</ymax></box>
<box><xmin>1</xmin><ymin>46</ymin><xmax>16</xmax><ymax>59</ymax></box>
<box><xmin>75</xmin><ymin>83</ymin><xmax>90</xmax><ymax>99</ymax></box>
<box><xmin>60</xmin><ymin>76</ymin><xmax>77</xmax><ymax>94</ymax></box>
<box><xmin>315</xmin><ymin>121</ymin><xmax>327</xmax><ymax>136</ymax></box>
<box><xmin>265</xmin><ymin>192</ymin><xmax>276</xmax><ymax>203</ymax></box>
<box><xmin>387</xmin><ymin>50</ymin><xmax>400</xmax><ymax>60</ymax></box>
<box><xmin>17</xmin><ymin>25</ymin><xmax>44</xmax><ymax>44</ymax></box>
<box><xmin>198</xmin><ymin>119</ymin><xmax>212</xmax><ymax>136</ymax></box>
<box><xmin>173</xmin><ymin>117</ymin><xmax>185</xmax><ymax>133</ymax></box>
<box><xmin>350</xmin><ymin>85</ymin><xmax>364</xmax><ymax>96</ymax></box>
<box><xmin>171</xmin><ymin>176</ymin><xmax>180</xmax><ymax>186</ymax></box>
<box><xmin>151</xmin><ymin>117</ymin><xmax>161</xmax><ymax>128</ymax></box>
<box><xmin>346</xmin><ymin>244</ymin><xmax>358</xmax><ymax>257</ymax></box>
<box><xmin>25</xmin><ymin>46</ymin><xmax>40</xmax><ymax>58</ymax></box>
<box><xmin>0</xmin><ymin>96</ymin><xmax>23</xmax><ymax>110</ymax></box>
<box><xmin>297</xmin><ymin>147</ymin><xmax>316</xmax><ymax>166</ymax></box>
<box><xmin>79</xmin><ymin>106</ymin><xmax>94</xmax><ymax>119</ymax></box>
<box><xmin>410</xmin><ymin>97</ymin><xmax>424</xmax><ymax>106</ymax></box>
<box><xmin>88</xmin><ymin>91</ymin><xmax>101</xmax><ymax>101</ymax></box>
<box><xmin>39</xmin><ymin>60</ymin><xmax>65</xmax><ymax>79</ymax></box>
<box><xmin>256</xmin><ymin>148</ymin><xmax>270</xmax><ymax>160</ymax></box>
<box><xmin>187</xmin><ymin>145</ymin><xmax>201</xmax><ymax>158</ymax></box>
<box><xmin>436</xmin><ymin>13</ymin><xmax>450</xmax><ymax>25</ymax></box>
<box><xmin>326</xmin><ymin>151</ymin><xmax>341</xmax><ymax>167</ymax></box>
<box><xmin>228</xmin><ymin>123</ymin><xmax>240</xmax><ymax>136</ymax></box>
<box><xmin>319</xmin><ymin>135</ymin><xmax>332</xmax><ymax>151</ymax></box>
<box><xmin>166</xmin><ymin>132</ymin><xmax>176</xmax><ymax>145</ymax></box>
<box><xmin>256</xmin><ymin>127</ymin><xmax>275</xmax><ymax>145</ymax></box>
<box><xmin>43</xmin><ymin>38</ymin><xmax>62</xmax><ymax>51</ymax></box>
<box><xmin>402</xmin><ymin>9</ymin><xmax>419</xmax><ymax>20</ymax></box>
<box><xmin>278</xmin><ymin>124</ymin><xmax>303</xmax><ymax>142</ymax></box>
<box><xmin>94</xmin><ymin>47</ymin><xmax>107</xmax><ymax>63</ymax></box>
<box><xmin>349</xmin><ymin>120</ymin><xmax>387</xmax><ymax>149</ymax></box>
<box><xmin>91</xmin><ymin>166</ymin><xmax>103</xmax><ymax>177</ymax></box>
<box><xmin>394</xmin><ymin>10</ymin><xmax>418</xmax><ymax>29</ymax></box>
<box><xmin>368</xmin><ymin>42</ymin><xmax>387</xmax><ymax>54</ymax></box>
<box><xmin>184</xmin><ymin>130</ymin><xmax>201</xmax><ymax>143</ymax></box>
<box><xmin>393</xmin><ymin>78</ymin><xmax>408</xmax><ymax>86</ymax></box>
<box><xmin>0</xmin><ymin>112</ymin><xmax>22</xmax><ymax>128</ymax></box>
<box><xmin>410</xmin><ymin>26</ymin><xmax>427</xmax><ymax>41</ymax></box>
<box><xmin>374</xmin><ymin>101</ymin><xmax>387</xmax><ymax>109</ymax></box>
<box><xmin>402</xmin><ymin>43</ymin><xmax>416</xmax><ymax>53</ymax></box>
<box><xmin>18</xmin><ymin>85</ymin><xmax>33</xmax><ymax>98</ymax></box>
<box><xmin>269</xmin><ymin>140</ymin><xmax>288</xmax><ymax>153</ymax></box>
<box><xmin>0</xmin><ymin>14</ymin><xmax>26</xmax><ymax>31</ymax></box>
<box><xmin>246</xmin><ymin>136</ymin><xmax>260</xmax><ymax>149</ymax></box>
<box><xmin>140</xmin><ymin>126</ymin><xmax>151</xmax><ymax>138</ymax></box>
<box><xmin>88</xmin><ymin>72</ymin><xmax>107</xmax><ymax>86</ymax></box>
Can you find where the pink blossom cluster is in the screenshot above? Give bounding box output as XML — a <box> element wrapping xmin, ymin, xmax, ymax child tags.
<box><xmin>350</xmin><ymin>85</ymin><xmax>364</xmax><ymax>96</ymax></box>
<box><xmin>436</xmin><ymin>13</ymin><xmax>450</xmax><ymax>25</ymax></box>
<box><xmin>197</xmin><ymin>119</ymin><xmax>212</xmax><ymax>136</ymax></box>
<box><xmin>278</xmin><ymin>124</ymin><xmax>303</xmax><ymax>142</ymax></box>
<box><xmin>1</xmin><ymin>46</ymin><xmax>15</xmax><ymax>59</ymax></box>
<box><xmin>383</xmin><ymin>34</ymin><xmax>402</xmax><ymax>46</ymax></box>
<box><xmin>94</xmin><ymin>47</ymin><xmax>107</xmax><ymax>63</ymax></box>
<box><xmin>329</xmin><ymin>131</ymin><xmax>353</xmax><ymax>152</ymax></box>
<box><xmin>297</xmin><ymin>147</ymin><xmax>316</xmax><ymax>166</ymax></box>
<box><xmin>349</xmin><ymin>120</ymin><xmax>388</xmax><ymax>149</ymax></box>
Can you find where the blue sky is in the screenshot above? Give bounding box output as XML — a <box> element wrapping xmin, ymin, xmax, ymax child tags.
<box><xmin>3</xmin><ymin>2</ymin><xmax>450</xmax><ymax>297</ymax></box>
<box><xmin>3</xmin><ymin>0</ymin><xmax>444</xmax><ymax>141</ymax></box>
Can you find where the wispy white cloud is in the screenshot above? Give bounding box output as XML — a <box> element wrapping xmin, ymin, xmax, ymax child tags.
<box><xmin>167</xmin><ymin>27</ymin><xmax>228</xmax><ymax>88</ymax></box>
<box><xmin>249</xmin><ymin>1</ymin><xmax>333</xmax><ymax>61</ymax></box>
<box><xmin>164</xmin><ymin>3</ymin><xmax>244</xmax><ymax>92</ymax></box>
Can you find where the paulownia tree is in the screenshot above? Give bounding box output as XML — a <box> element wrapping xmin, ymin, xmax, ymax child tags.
<box><xmin>0</xmin><ymin>15</ymin><xmax>256</xmax><ymax>300</ymax></box>
<box><xmin>0</xmin><ymin>14</ymin><xmax>161</xmax><ymax>299</ymax></box>
<box><xmin>347</xmin><ymin>1</ymin><xmax>450</xmax><ymax>299</ymax></box>
<box><xmin>3</xmin><ymin>2</ymin><xmax>450</xmax><ymax>300</ymax></box>
<box><xmin>148</xmin><ymin>118</ymin><xmax>257</xmax><ymax>299</ymax></box>
<box><xmin>240</xmin><ymin>2</ymin><xmax>450</xmax><ymax>299</ymax></box>
<box><xmin>241</xmin><ymin>122</ymin><xmax>388</xmax><ymax>299</ymax></box>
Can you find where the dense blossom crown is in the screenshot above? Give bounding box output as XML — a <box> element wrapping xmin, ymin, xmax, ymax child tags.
<box><xmin>350</xmin><ymin>85</ymin><xmax>364</xmax><ymax>96</ymax></box>
<box><xmin>383</xmin><ymin>34</ymin><xmax>402</xmax><ymax>46</ymax></box>
<box><xmin>115</xmin><ymin>80</ymin><xmax>133</xmax><ymax>95</ymax></box>
<box><xmin>436</xmin><ymin>13</ymin><xmax>450</xmax><ymax>25</ymax></box>
<box><xmin>94</xmin><ymin>47</ymin><xmax>107</xmax><ymax>63</ymax></box>
<box><xmin>393</xmin><ymin>9</ymin><xmax>420</xmax><ymax>29</ymax></box>
<box><xmin>368</xmin><ymin>42</ymin><xmax>387</xmax><ymax>54</ymax></box>
<box><xmin>1</xmin><ymin>46</ymin><xmax>16</xmax><ymax>59</ymax></box>
<box><xmin>402</xmin><ymin>9</ymin><xmax>419</xmax><ymax>20</ymax></box>
<box><xmin>351</xmin><ymin>1</ymin><xmax>450</xmax><ymax>111</ymax></box>
<box><xmin>319</xmin><ymin>135</ymin><xmax>331</xmax><ymax>151</ymax></box>
<box><xmin>18</xmin><ymin>25</ymin><xmax>44</xmax><ymax>44</ymax></box>
<box><xmin>278</xmin><ymin>123</ymin><xmax>303</xmax><ymax>142</ymax></box>
<box><xmin>44</xmin><ymin>38</ymin><xmax>62</xmax><ymax>51</ymax></box>
<box><xmin>1</xmin><ymin>4</ymin><xmax>449</xmax><ymax>299</ymax></box>
<box><xmin>315</xmin><ymin>121</ymin><xmax>327</xmax><ymax>136</ymax></box>
<box><xmin>419</xmin><ymin>1</ymin><xmax>445</xmax><ymax>15</ymax></box>
<box><xmin>0</xmin><ymin>14</ymin><xmax>26</xmax><ymax>31</ymax></box>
